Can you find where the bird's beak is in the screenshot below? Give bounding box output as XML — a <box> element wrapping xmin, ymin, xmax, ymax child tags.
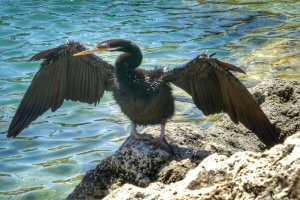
<box><xmin>73</xmin><ymin>47</ymin><xmax>109</xmax><ymax>56</ymax></box>
<box><xmin>73</xmin><ymin>46</ymin><xmax>122</xmax><ymax>56</ymax></box>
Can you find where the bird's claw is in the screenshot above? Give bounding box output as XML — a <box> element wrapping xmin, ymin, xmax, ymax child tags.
<box><xmin>120</xmin><ymin>133</ymin><xmax>151</xmax><ymax>148</ymax></box>
<box><xmin>151</xmin><ymin>137</ymin><xmax>174</xmax><ymax>155</ymax></box>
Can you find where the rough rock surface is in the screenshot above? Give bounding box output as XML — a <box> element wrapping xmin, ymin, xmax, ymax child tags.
<box><xmin>105</xmin><ymin>133</ymin><xmax>300</xmax><ymax>200</ymax></box>
<box><xmin>66</xmin><ymin>78</ymin><xmax>300</xmax><ymax>200</ymax></box>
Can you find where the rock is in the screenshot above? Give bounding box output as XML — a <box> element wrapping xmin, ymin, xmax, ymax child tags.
<box><xmin>250</xmin><ymin>79</ymin><xmax>300</xmax><ymax>139</ymax></box>
<box><xmin>66</xmin><ymin>140</ymin><xmax>171</xmax><ymax>199</ymax></box>
<box><xmin>66</xmin><ymin>78</ymin><xmax>300</xmax><ymax>200</ymax></box>
<box><xmin>105</xmin><ymin>132</ymin><xmax>300</xmax><ymax>200</ymax></box>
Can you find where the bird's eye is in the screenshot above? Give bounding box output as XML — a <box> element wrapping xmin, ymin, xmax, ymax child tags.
<box><xmin>98</xmin><ymin>42</ymin><xmax>108</xmax><ymax>48</ymax></box>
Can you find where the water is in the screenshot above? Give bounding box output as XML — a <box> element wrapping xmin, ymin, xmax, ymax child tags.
<box><xmin>0</xmin><ymin>0</ymin><xmax>299</xmax><ymax>199</ymax></box>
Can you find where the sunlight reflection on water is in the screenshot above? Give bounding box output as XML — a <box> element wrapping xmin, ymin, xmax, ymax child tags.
<box><xmin>0</xmin><ymin>0</ymin><xmax>299</xmax><ymax>199</ymax></box>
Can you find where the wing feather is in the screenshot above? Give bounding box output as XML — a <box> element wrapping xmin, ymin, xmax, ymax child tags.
<box><xmin>8</xmin><ymin>42</ymin><xmax>114</xmax><ymax>137</ymax></box>
<box><xmin>164</xmin><ymin>55</ymin><xmax>279</xmax><ymax>147</ymax></box>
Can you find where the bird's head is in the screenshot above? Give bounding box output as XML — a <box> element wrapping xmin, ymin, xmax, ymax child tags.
<box><xmin>73</xmin><ymin>39</ymin><xmax>139</xmax><ymax>56</ymax></box>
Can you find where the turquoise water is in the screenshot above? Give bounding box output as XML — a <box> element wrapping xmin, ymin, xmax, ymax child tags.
<box><xmin>1</xmin><ymin>0</ymin><xmax>300</xmax><ymax>199</ymax></box>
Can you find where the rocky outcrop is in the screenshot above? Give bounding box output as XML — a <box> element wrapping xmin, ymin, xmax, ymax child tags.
<box><xmin>105</xmin><ymin>132</ymin><xmax>300</xmax><ymax>200</ymax></box>
<box><xmin>66</xmin><ymin>78</ymin><xmax>300</xmax><ymax>200</ymax></box>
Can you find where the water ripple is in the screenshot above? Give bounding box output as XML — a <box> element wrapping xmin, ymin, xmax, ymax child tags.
<box><xmin>0</xmin><ymin>0</ymin><xmax>299</xmax><ymax>199</ymax></box>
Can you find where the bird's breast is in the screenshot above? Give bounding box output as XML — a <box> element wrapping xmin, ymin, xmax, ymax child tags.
<box><xmin>113</xmin><ymin>82</ymin><xmax>174</xmax><ymax>125</ymax></box>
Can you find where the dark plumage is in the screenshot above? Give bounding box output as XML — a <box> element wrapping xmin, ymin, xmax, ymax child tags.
<box><xmin>8</xmin><ymin>39</ymin><xmax>280</xmax><ymax>153</ymax></box>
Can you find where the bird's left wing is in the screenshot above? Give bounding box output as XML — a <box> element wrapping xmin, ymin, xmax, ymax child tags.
<box><xmin>162</xmin><ymin>54</ymin><xmax>279</xmax><ymax>147</ymax></box>
<box><xmin>8</xmin><ymin>42</ymin><xmax>114</xmax><ymax>137</ymax></box>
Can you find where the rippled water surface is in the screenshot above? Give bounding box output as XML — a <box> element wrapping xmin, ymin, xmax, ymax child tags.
<box><xmin>0</xmin><ymin>0</ymin><xmax>299</xmax><ymax>199</ymax></box>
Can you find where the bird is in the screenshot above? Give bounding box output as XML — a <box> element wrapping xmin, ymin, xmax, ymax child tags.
<box><xmin>7</xmin><ymin>39</ymin><xmax>280</xmax><ymax>153</ymax></box>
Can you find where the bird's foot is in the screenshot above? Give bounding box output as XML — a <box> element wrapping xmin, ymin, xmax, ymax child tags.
<box><xmin>120</xmin><ymin>133</ymin><xmax>151</xmax><ymax>149</ymax></box>
<box><xmin>151</xmin><ymin>137</ymin><xmax>174</xmax><ymax>155</ymax></box>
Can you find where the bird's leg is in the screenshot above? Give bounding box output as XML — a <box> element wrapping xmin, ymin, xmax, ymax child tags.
<box><xmin>152</xmin><ymin>122</ymin><xmax>174</xmax><ymax>154</ymax></box>
<box><xmin>120</xmin><ymin>121</ymin><xmax>149</xmax><ymax>148</ymax></box>
<box><xmin>160</xmin><ymin>122</ymin><xmax>166</xmax><ymax>141</ymax></box>
<box><xmin>130</xmin><ymin>121</ymin><xmax>139</xmax><ymax>138</ymax></box>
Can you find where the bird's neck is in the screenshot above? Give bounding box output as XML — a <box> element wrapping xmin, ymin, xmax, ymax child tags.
<box><xmin>115</xmin><ymin>52</ymin><xmax>144</xmax><ymax>94</ymax></box>
<box><xmin>115</xmin><ymin>47</ymin><xmax>142</xmax><ymax>68</ymax></box>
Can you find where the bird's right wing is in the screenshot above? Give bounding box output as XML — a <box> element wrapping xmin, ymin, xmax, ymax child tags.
<box><xmin>8</xmin><ymin>42</ymin><xmax>115</xmax><ymax>137</ymax></box>
<box><xmin>162</xmin><ymin>54</ymin><xmax>279</xmax><ymax>147</ymax></box>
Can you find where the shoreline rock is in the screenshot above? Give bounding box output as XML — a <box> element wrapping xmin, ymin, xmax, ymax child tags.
<box><xmin>66</xmin><ymin>78</ymin><xmax>300</xmax><ymax>200</ymax></box>
<box><xmin>104</xmin><ymin>133</ymin><xmax>300</xmax><ymax>200</ymax></box>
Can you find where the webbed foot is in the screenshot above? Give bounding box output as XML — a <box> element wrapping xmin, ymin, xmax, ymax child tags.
<box><xmin>151</xmin><ymin>137</ymin><xmax>174</xmax><ymax>155</ymax></box>
<box><xmin>120</xmin><ymin>132</ymin><xmax>151</xmax><ymax>148</ymax></box>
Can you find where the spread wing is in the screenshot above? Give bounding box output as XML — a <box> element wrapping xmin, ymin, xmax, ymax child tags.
<box><xmin>163</xmin><ymin>54</ymin><xmax>279</xmax><ymax>147</ymax></box>
<box><xmin>8</xmin><ymin>42</ymin><xmax>115</xmax><ymax>138</ymax></box>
